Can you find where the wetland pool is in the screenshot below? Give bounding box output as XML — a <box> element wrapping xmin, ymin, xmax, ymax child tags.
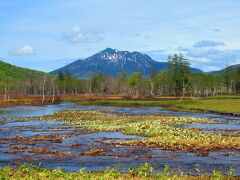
<box><xmin>0</xmin><ymin>102</ymin><xmax>239</xmax><ymax>174</ymax></box>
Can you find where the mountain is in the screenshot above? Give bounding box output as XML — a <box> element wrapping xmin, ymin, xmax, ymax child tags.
<box><xmin>209</xmin><ymin>64</ymin><xmax>240</xmax><ymax>74</ymax></box>
<box><xmin>51</xmin><ymin>48</ymin><xmax>202</xmax><ymax>78</ymax></box>
<box><xmin>0</xmin><ymin>60</ymin><xmax>48</xmax><ymax>82</ymax></box>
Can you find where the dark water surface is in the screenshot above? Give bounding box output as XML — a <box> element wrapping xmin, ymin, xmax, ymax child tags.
<box><xmin>0</xmin><ymin>103</ymin><xmax>239</xmax><ymax>174</ymax></box>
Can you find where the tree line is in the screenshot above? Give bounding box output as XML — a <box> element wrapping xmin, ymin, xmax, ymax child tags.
<box><xmin>1</xmin><ymin>54</ymin><xmax>240</xmax><ymax>100</ymax></box>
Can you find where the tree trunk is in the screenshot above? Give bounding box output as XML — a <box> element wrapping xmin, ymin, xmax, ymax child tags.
<box><xmin>150</xmin><ymin>80</ymin><xmax>154</xmax><ymax>96</ymax></box>
<box><xmin>51</xmin><ymin>77</ymin><xmax>56</xmax><ymax>103</ymax></box>
<box><xmin>4</xmin><ymin>85</ymin><xmax>7</xmax><ymax>101</ymax></box>
<box><xmin>42</xmin><ymin>75</ymin><xmax>46</xmax><ymax>103</ymax></box>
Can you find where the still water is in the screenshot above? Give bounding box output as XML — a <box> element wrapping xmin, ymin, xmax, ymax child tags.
<box><xmin>0</xmin><ymin>103</ymin><xmax>239</xmax><ymax>174</ymax></box>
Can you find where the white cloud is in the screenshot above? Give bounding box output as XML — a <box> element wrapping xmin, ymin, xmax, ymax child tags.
<box><xmin>193</xmin><ymin>40</ymin><xmax>225</xmax><ymax>48</ymax></box>
<box><xmin>205</xmin><ymin>66</ymin><xmax>221</xmax><ymax>71</ymax></box>
<box><xmin>184</xmin><ymin>48</ymin><xmax>240</xmax><ymax>64</ymax></box>
<box><xmin>63</xmin><ymin>27</ymin><xmax>103</xmax><ymax>43</ymax></box>
<box><xmin>179</xmin><ymin>45</ymin><xmax>240</xmax><ymax>71</ymax></box>
<box><xmin>187</xmin><ymin>56</ymin><xmax>211</xmax><ymax>62</ymax></box>
<box><xmin>10</xmin><ymin>45</ymin><xmax>34</xmax><ymax>56</ymax></box>
<box><xmin>145</xmin><ymin>41</ymin><xmax>240</xmax><ymax>72</ymax></box>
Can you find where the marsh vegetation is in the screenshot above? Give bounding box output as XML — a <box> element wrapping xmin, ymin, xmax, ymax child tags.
<box><xmin>73</xmin><ymin>98</ymin><xmax>240</xmax><ymax>114</ymax></box>
<box><xmin>0</xmin><ymin>102</ymin><xmax>239</xmax><ymax>178</ymax></box>
<box><xmin>0</xmin><ymin>163</ymin><xmax>238</xmax><ymax>180</ymax></box>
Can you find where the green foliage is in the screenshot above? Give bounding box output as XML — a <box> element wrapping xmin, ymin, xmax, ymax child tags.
<box><xmin>127</xmin><ymin>72</ymin><xmax>142</xmax><ymax>87</ymax></box>
<box><xmin>57</xmin><ymin>71</ymin><xmax>64</xmax><ymax>80</ymax></box>
<box><xmin>116</xmin><ymin>71</ymin><xmax>127</xmax><ymax>91</ymax></box>
<box><xmin>1</xmin><ymin>57</ymin><xmax>240</xmax><ymax>96</ymax></box>
<box><xmin>167</xmin><ymin>53</ymin><xmax>191</xmax><ymax>95</ymax></box>
<box><xmin>127</xmin><ymin>72</ymin><xmax>151</xmax><ymax>96</ymax></box>
<box><xmin>0</xmin><ymin>163</ymin><xmax>236</xmax><ymax>179</ymax></box>
<box><xmin>0</xmin><ymin>60</ymin><xmax>47</xmax><ymax>81</ymax></box>
<box><xmin>0</xmin><ymin>60</ymin><xmax>50</xmax><ymax>93</ymax></box>
<box><xmin>129</xmin><ymin>163</ymin><xmax>154</xmax><ymax>177</ymax></box>
<box><xmin>90</xmin><ymin>72</ymin><xmax>107</xmax><ymax>93</ymax></box>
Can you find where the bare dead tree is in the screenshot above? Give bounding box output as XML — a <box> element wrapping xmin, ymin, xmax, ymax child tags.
<box><xmin>50</xmin><ymin>76</ymin><xmax>56</xmax><ymax>103</ymax></box>
<box><xmin>4</xmin><ymin>84</ymin><xmax>8</xmax><ymax>101</ymax></box>
<box><xmin>41</xmin><ymin>75</ymin><xmax>46</xmax><ymax>103</ymax></box>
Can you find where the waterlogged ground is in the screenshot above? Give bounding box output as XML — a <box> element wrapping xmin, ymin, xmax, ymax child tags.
<box><xmin>0</xmin><ymin>103</ymin><xmax>239</xmax><ymax>175</ymax></box>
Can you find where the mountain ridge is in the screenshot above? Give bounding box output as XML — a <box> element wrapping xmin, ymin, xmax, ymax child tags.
<box><xmin>208</xmin><ymin>64</ymin><xmax>240</xmax><ymax>74</ymax></box>
<box><xmin>51</xmin><ymin>48</ymin><xmax>202</xmax><ymax>78</ymax></box>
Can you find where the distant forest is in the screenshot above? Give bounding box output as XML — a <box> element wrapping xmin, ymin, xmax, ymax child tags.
<box><xmin>1</xmin><ymin>54</ymin><xmax>240</xmax><ymax>100</ymax></box>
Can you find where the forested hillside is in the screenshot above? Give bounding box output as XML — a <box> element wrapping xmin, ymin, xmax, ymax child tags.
<box><xmin>1</xmin><ymin>54</ymin><xmax>240</xmax><ymax>99</ymax></box>
<box><xmin>0</xmin><ymin>60</ymin><xmax>45</xmax><ymax>81</ymax></box>
<box><xmin>0</xmin><ymin>60</ymin><xmax>52</xmax><ymax>99</ymax></box>
<box><xmin>53</xmin><ymin>54</ymin><xmax>240</xmax><ymax>97</ymax></box>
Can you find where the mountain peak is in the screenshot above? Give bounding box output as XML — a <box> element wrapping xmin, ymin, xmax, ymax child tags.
<box><xmin>101</xmin><ymin>48</ymin><xmax>118</xmax><ymax>54</ymax></box>
<box><xmin>51</xmin><ymin>48</ymin><xmax>202</xmax><ymax>78</ymax></box>
<box><xmin>96</xmin><ymin>48</ymin><xmax>152</xmax><ymax>63</ymax></box>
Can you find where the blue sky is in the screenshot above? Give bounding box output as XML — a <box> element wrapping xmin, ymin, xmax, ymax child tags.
<box><xmin>0</xmin><ymin>0</ymin><xmax>240</xmax><ymax>72</ymax></box>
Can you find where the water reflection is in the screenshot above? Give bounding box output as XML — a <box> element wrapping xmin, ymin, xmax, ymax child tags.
<box><xmin>0</xmin><ymin>103</ymin><xmax>239</xmax><ymax>174</ymax></box>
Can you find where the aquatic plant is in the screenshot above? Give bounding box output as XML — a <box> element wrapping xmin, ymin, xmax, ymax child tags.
<box><xmin>28</xmin><ymin>110</ymin><xmax>240</xmax><ymax>151</ymax></box>
<box><xmin>0</xmin><ymin>163</ymin><xmax>237</xmax><ymax>180</ymax></box>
